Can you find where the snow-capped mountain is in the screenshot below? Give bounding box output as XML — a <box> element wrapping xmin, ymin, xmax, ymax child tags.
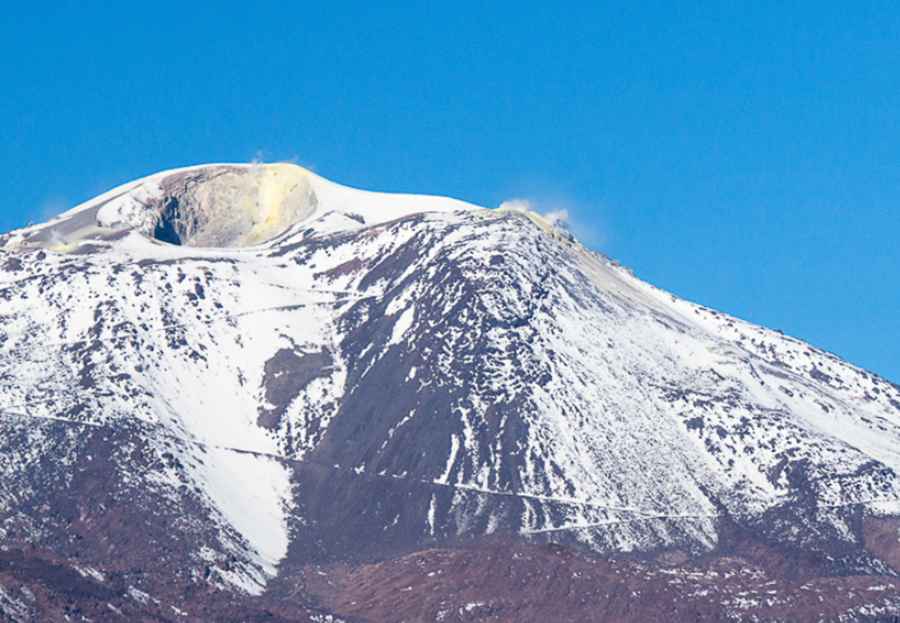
<box><xmin>1</xmin><ymin>163</ymin><xmax>899</xmax><ymax>621</ymax></box>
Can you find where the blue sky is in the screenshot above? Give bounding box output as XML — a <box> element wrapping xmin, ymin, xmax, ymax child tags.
<box><xmin>2</xmin><ymin>2</ymin><xmax>898</xmax><ymax>380</ymax></box>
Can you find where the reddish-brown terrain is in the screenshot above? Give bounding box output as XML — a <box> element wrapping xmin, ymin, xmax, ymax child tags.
<box><xmin>3</xmin><ymin>536</ymin><xmax>900</xmax><ymax>622</ymax></box>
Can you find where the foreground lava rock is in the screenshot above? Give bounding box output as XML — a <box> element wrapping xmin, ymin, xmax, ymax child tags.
<box><xmin>2</xmin><ymin>541</ymin><xmax>900</xmax><ymax>621</ymax></box>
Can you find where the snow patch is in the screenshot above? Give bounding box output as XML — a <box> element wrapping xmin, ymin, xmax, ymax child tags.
<box><xmin>389</xmin><ymin>304</ymin><xmax>415</xmax><ymax>346</ymax></box>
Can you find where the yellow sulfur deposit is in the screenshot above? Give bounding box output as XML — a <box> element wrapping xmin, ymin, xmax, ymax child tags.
<box><xmin>155</xmin><ymin>163</ymin><xmax>319</xmax><ymax>248</ymax></box>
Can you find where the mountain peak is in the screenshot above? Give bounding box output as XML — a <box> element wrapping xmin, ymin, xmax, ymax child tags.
<box><xmin>2</xmin><ymin>164</ymin><xmax>900</xmax><ymax>619</ymax></box>
<box><xmin>2</xmin><ymin>162</ymin><xmax>482</xmax><ymax>252</ymax></box>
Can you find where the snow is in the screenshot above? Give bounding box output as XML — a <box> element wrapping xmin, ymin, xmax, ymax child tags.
<box><xmin>427</xmin><ymin>494</ymin><xmax>438</xmax><ymax>536</ymax></box>
<box><xmin>435</xmin><ymin>434</ymin><xmax>460</xmax><ymax>485</ymax></box>
<box><xmin>389</xmin><ymin>304</ymin><xmax>415</xmax><ymax>346</ymax></box>
<box><xmin>127</xmin><ymin>587</ymin><xmax>150</xmax><ymax>604</ymax></box>
<box><xmin>1</xmin><ymin>161</ymin><xmax>899</xmax><ymax>595</ymax></box>
<box><xmin>196</xmin><ymin>447</ymin><xmax>294</xmax><ymax>589</ymax></box>
<box><xmin>74</xmin><ymin>565</ymin><xmax>106</xmax><ymax>583</ymax></box>
<box><xmin>0</xmin><ymin>585</ymin><xmax>31</xmax><ymax>621</ymax></box>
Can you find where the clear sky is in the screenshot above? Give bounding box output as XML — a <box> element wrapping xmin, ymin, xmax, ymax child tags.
<box><xmin>2</xmin><ymin>2</ymin><xmax>898</xmax><ymax>381</ymax></box>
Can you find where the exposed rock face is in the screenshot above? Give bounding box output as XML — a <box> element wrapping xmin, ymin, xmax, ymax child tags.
<box><xmin>0</xmin><ymin>163</ymin><xmax>899</xmax><ymax>621</ymax></box>
<box><xmin>150</xmin><ymin>165</ymin><xmax>319</xmax><ymax>247</ymax></box>
<box><xmin>257</xmin><ymin>348</ymin><xmax>334</xmax><ymax>430</ymax></box>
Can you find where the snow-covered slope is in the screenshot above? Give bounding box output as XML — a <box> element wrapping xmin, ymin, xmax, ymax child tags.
<box><xmin>1</xmin><ymin>163</ymin><xmax>898</xmax><ymax>598</ymax></box>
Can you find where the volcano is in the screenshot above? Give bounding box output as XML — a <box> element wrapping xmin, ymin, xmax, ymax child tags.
<box><xmin>1</xmin><ymin>163</ymin><xmax>898</xmax><ymax>621</ymax></box>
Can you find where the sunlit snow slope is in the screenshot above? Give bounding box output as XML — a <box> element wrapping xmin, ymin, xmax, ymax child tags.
<box><xmin>1</xmin><ymin>163</ymin><xmax>898</xmax><ymax>594</ymax></box>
